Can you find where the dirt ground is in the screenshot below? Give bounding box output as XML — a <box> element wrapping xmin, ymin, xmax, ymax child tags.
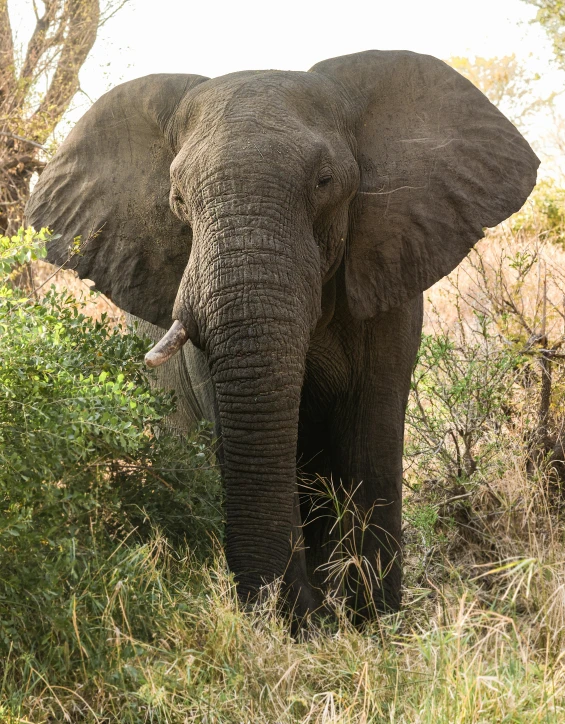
<box><xmin>31</xmin><ymin>259</ymin><xmax>125</xmax><ymax>327</ymax></box>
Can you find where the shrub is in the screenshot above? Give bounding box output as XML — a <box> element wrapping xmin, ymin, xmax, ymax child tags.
<box><xmin>403</xmin><ymin>227</ymin><xmax>565</xmax><ymax>592</ymax></box>
<box><xmin>406</xmin><ymin>320</ymin><xmax>521</xmax><ymax>486</ymax></box>
<box><xmin>511</xmin><ymin>180</ymin><xmax>565</xmax><ymax>246</ymax></box>
<box><xmin>0</xmin><ymin>228</ymin><xmax>222</xmax><ymax>662</ymax></box>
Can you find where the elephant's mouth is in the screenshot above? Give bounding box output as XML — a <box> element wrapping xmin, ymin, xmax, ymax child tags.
<box><xmin>144</xmin><ymin>320</ymin><xmax>189</xmax><ymax>368</ymax></box>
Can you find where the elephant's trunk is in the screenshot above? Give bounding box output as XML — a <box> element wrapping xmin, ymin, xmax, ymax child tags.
<box><xmin>209</xmin><ymin>290</ymin><xmax>315</xmax><ymax>596</ymax></box>
<box><xmin>183</xmin><ymin>222</ymin><xmax>320</xmax><ymax>598</ymax></box>
<box><xmin>210</xmin><ymin>318</ymin><xmax>309</xmax><ymax>595</ymax></box>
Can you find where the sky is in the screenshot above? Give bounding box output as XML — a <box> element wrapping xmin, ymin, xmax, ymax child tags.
<box><xmin>91</xmin><ymin>0</ymin><xmax>547</xmax><ymax>81</ymax></box>
<box><xmin>8</xmin><ymin>0</ymin><xmax>565</xmax><ymax>171</ymax></box>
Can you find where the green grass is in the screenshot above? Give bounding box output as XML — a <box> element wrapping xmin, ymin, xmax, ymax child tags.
<box><xmin>2</xmin><ymin>435</ymin><xmax>565</xmax><ymax>722</ymax></box>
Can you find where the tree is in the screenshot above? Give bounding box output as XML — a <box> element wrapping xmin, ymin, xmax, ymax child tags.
<box><xmin>0</xmin><ymin>0</ymin><xmax>127</xmax><ymax>237</ymax></box>
<box><xmin>523</xmin><ymin>1</ymin><xmax>565</xmax><ymax>72</ymax></box>
<box><xmin>447</xmin><ymin>54</ymin><xmax>553</xmax><ymax>130</ymax></box>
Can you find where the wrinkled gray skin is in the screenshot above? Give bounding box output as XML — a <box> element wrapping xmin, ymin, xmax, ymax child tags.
<box><xmin>27</xmin><ymin>50</ymin><xmax>539</xmax><ymax>620</ymax></box>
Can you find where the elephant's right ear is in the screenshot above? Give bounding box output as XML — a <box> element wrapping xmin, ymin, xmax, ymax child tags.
<box><xmin>26</xmin><ymin>73</ymin><xmax>209</xmax><ymax>329</ymax></box>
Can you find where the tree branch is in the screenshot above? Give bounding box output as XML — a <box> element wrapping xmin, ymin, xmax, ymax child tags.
<box><xmin>33</xmin><ymin>0</ymin><xmax>100</xmax><ymax>139</ymax></box>
<box><xmin>0</xmin><ymin>132</ymin><xmax>45</xmax><ymax>149</ymax></box>
<box><xmin>99</xmin><ymin>0</ymin><xmax>130</xmax><ymax>26</ymax></box>
<box><xmin>19</xmin><ymin>0</ymin><xmax>62</xmax><ymax>88</ymax></box>
<box><xmin>0</xmin><ymin>154</ymin><xmax>46</xmax><ymax>171</ymax></box>
<box><xmin>0</xmin><ymin>0</ymin><xmax>17</xmax><ymax>111</ymax></box>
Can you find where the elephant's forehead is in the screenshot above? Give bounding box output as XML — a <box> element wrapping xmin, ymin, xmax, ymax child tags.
<box><xmin>180</xmin><ymin>70</ymin><xmax>343</xmax><ymax>127</ymax></box>
<box><xmin>193</xmin><ymin>69</ymin><xmax>327</xmax><ymax>99</ymax></box>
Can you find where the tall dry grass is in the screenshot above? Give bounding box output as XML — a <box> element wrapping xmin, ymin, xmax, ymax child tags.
<box><xmin>4</xmin><ymin>529</ymin><xmax>564</xmax><ymax>722</ymax></box>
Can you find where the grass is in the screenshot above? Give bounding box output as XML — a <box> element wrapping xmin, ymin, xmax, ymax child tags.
<box><xmin>1</xmin><ymin>536</ymin><xmax>563</xmax><ymax>721</ymax></box>
<box><xmin>2</xmin><ymin>424</ymin><xmax>565</xmax><ymax>722</ymax></box>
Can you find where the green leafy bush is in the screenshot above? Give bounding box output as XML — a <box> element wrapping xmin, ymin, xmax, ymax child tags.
<box><xmin>0</xmin><ymin>228</ymin><xmax>222</xmax><ymax>662</ymax></box>
<box><xmin>0</xmin><ymin>226</ymin><xmax>52</xmax><ymax>276</ymax></box>
<box><xmin>406</xmin><ymin>319</ymin><xmax>521</xmax><ymax>486</ymax></box>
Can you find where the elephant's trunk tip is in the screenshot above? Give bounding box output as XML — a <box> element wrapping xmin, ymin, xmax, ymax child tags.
<box><xmin>144</xmin><ymin>319</ymin><xmax>189</xmax><ymax>368</ymax></box>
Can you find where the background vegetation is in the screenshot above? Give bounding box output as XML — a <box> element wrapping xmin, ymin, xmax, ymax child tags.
<box><xmin>2</xmin><ymin>1</ymin><xmax>565</xmax><ymax>721</ymax></box>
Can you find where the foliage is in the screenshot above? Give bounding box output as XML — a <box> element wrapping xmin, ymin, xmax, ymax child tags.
<box><xmin>523</xmin><ymin>0</ymin><xmax>565</xmax><ymax>71</ymax></box>
<box><xmin>511</xmin><ymin>179</ymin><xmax>565</xmax><ymax>245</ymax></box>
<box><xmin>406</xmin><ymin>321</ymin><xmax>521</xmax><ymax>484</ymax></box>
<box><xmin>1</xmin><ymin>535</ymin><xmax>564</xmax><ymax>721</ymax></box>
<box><xmin>403</xmin><ymin>221</ymin><xmax>565</xmax><ymax>594</ymax></box>
<box><xmin>0</xmin><ymin>224</ymin><xmax>51</xmax><ymax>277</ymax></box>
<box><xmin>0</xmin><ymin>228</ymin><xmax>222</xmax><ymax>662</ymax></box>
<box><xmin>447</xmin><ymin>54</ymin><xmax>554</xmax><ymax>129</ymax></box>
<box><xmin>407</xmin><ymin>223</ymin><xmax>565</xmax><ymax>495</ymax></box>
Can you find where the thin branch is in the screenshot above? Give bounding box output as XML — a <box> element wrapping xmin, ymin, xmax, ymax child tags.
<box><xmin>541</xmin><ymin>264</ymin><xmax>547</xmax><ymax>340</ymax></box>
<box><xmin>0</xmin><ymin>132</ymin><xmax>45</xmax><ymax>149</ymax></box>
<box><xmin>20</xmin><ymin>0</ymin><xmax>62</xmax><ymax>83</ymax></box>
<box><xmin>522</xmin><ymin>349</ymin><xmax>565</xmax><ymax>360</ymax></box>
<box><xmin>75</xmin><ymin>85</ymin><xmax>94</xmax><ymax>104</ymax></box>
<box><xmin>32</xmin><ymin>226</ymin><xmax>103</xmax><ymax>295</ymax></box>
<box><xmin>502</xmin><ymin>297</ymin><xmax>534</xmax><ymax>336</ymax></box>
<box><xmin>98</xmin><ymin>0</ymin><xmax>130</xmax><ymax>26</ymax></box>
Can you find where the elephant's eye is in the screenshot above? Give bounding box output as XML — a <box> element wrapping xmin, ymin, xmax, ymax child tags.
<box><xmin>316</xmin><ymin>175</ymin><xmax>333</xmax><ymax>189</ymax></box>
<box><xmin>172</xmin><ymin>190</ymin><xmax>189</xmax><ymax>218</ymax></box>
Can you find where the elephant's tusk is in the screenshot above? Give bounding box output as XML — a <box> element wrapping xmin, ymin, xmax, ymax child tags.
<box><xmin>145</xmin><ymin>320</ymin><xmax>189</xmax><ymax>368</ymax></box>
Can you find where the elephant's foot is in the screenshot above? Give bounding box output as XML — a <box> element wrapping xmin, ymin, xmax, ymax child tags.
<box><xmin>235</xmin><ymin>573</ymin><xmax>329</xmax><ymax>634</ymax></box>
<box><xmin>285</xmin><ymin>577</ymin><xmax>326</xmax><ymax>617</ymax></box>
<box><xmin>342</xmin><ymin>562</ymin><xmax>402</xmax><ymax>625</ymax></box>
<box><xmin>284</xmin><ymin>579</ymin><xmax>335</xmax><ymax>638</ymax></box>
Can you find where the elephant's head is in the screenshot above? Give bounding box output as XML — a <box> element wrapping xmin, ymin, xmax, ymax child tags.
<box><xmin>26</xmin><ymin>51</ymin><xmax>539</xmax><ymax>603</ymax></box>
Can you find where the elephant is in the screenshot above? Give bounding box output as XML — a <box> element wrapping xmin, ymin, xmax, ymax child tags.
<box><xmin>26</xmin><ymin>50</ymin><xmax>539</xmax><ymax>620</ymax></box>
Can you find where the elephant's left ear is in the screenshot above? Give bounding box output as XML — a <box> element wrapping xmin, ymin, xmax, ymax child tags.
<box><xmin>310</xmin><ymin>50</ymin><xmax>540</xmax><ymax>319</ymax></box>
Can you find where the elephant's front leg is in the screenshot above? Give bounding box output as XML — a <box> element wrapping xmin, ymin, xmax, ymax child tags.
<box><xmin>328</xmin><ymin>404</ymin><xmax>405</xmax><ymax>617</ymax></box>
<box><xmin>325</xmin><ymin>296</ymin><xmax>423</xmax><ymax>619</ymax></box>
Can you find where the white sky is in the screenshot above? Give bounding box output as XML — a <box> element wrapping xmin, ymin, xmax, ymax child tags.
<box><xmin>8</xmin><ymin>0</ymin><xmax>565</xmax><ymax>172</ymax></box>
<box><xmin>94</xmin><ymin>0</ymin><xmax>546</xmax><ymax>79</ymax></box>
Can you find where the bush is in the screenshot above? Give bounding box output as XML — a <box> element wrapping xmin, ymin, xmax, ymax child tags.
<box><xmin>406</xmin><ymin>320</ymin><xmax>521</xmax><ymax>485</ymax></box>
<box><xmin>0</xmin><ymin>228</ymin><xmax>222</xmax><ymax>662</ymax></box>
<box><xmin>511</xmin><ymin>180</ymin><xmax>565</xmax><ymax>246</ymax></box>
<box><xmin>403</xmin><ymin>227</ymin><xmax>565</xmax><ymax>591</ymax></box>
